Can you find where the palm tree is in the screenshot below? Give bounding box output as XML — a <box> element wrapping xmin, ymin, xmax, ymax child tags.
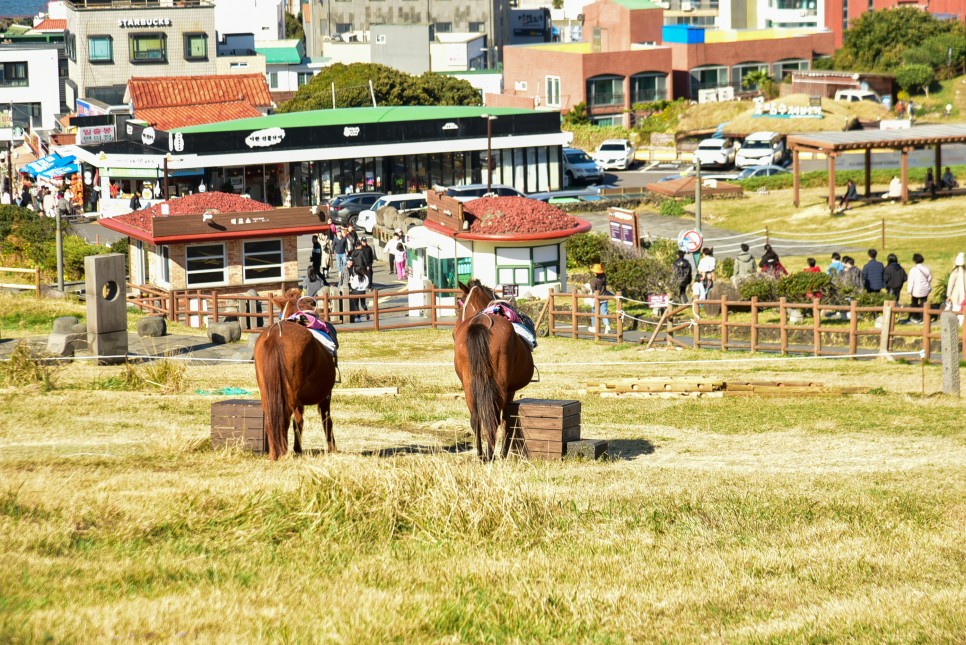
<box><xmin>742</xmin><ymin>70</ymin><xmax>771</xmax><ymax>92</ymax></box>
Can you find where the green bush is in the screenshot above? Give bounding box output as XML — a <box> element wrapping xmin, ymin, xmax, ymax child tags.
<box><xmin>719</xmin><ymin>257</ymin><xmax>735</xmax><ymax>279</ymax></box>
<box><xmin>931</xmin><ymin>274</ymin><xmax>949</xmax><ymax>306</ymax></box>
<box><xmin>856</xmin><ymin>291</ymin><xmax>890</xmax><ymax>307</ymax></box>
<box><xmin>608</xmin><ymin>254</ymin><xmax>674</xmax><ymax>300</ymax></box>
<box><xmin>566</xmin><ymin>232</ymin><xmax>613</xmax><ymax>269</ymax></box>
<box><xmin>776</xmin><ymin>271</ymin><xmax>834</xmax><ymax>302</ymax></box>
<box><xmin>659</xmin><ymin>199</ymin><xmax>687</xmax><ymax>217</ymax></box>
<box><xmin>63</xmin><ymin>235</ymin><xmax>112</xmax><ymax>281</ymax></box>
<box><xmin>738</xmin><ymin>274</ymin><xmax>779</xmax><ymax>301</ymax></box>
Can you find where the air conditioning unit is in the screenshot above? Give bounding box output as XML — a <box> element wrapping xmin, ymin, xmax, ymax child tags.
<box><xmin>514</xmin><ymin>80</ymin><xmax>528</xmax><ymax>91</ymax></box>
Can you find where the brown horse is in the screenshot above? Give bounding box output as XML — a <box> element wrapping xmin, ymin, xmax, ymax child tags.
<box><xmin>453</xmin><ymin>279</ymin><xmax>535</xmax><ymax>460</ymax></box>
<box><xmin>253</xmin><ymin>291</ymin><xmax>337</xmax><ymax>460</ymax></box>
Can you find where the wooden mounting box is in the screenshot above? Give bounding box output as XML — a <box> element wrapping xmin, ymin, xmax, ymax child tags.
<box><xmin>211</xmin><ymin>399</ymin><xmax>267</xmax><ymax>453</ymax></box>
<box><xmin>506</xmin><ymin>398</ymin><xmax>581</xmax><ymax>461</ymax></box>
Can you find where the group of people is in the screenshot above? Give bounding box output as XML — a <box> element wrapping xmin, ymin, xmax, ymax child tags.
<box><xmin>837</xmin><ymin>168</ymin><xmax>960</xmax><ymax>210</ymax></box>
<box><xmin>1</xmin><ymin>182</ymin><xmax>77</xmax><ymax>219</ymax></box>
<box><xmin>302</xmin><ymin>219</ymin><xmax>409</xmax><ymax>324</ymax></box>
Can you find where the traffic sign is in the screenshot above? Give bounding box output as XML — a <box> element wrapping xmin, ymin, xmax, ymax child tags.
<box><xmin>677</xmin><ymin>229</ymin><xmax>703</xmax><ymax>253</ymax></box>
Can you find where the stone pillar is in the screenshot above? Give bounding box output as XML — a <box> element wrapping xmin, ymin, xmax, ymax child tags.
<box><xmin>941</xmin><ymin>312</ymin><xmax>961</xmax><ymax>396</ymax></box>
<box><xmin>85</xmin><ymin>253</ymin><xmax>128</xmax><ymax>365</ymax></box>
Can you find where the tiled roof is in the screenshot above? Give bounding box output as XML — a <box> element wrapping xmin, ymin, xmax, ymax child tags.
<box><xmin>111</xmin><ymin>192</ymin><xmax>273</xmax><ymax>235</ymax></box>
<box><xmin>126</xmin><ymin>74</ymin><xmax>273</xmax><ymax>110</ymax></box>
<box><xmin>32</xmin><ymin>19</ymin><xmax>67</xmax><ymax>31</ymax></box>
<box><xmin>135</xmin><ymin>101</ymin><xmax>263</xmax><ymax>130</ymax></box>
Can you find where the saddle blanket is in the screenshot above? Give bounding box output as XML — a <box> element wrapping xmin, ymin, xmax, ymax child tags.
<box><xmin>308</xmin><ymin>328</ymin><xmax>338</xmax><ymax>355</ymax></box>
<box><xmin>284</xmin><ymin>311</ymin><xmax>338</xmax><ymax>356</ymax></box>
<box><xmin>512</xmin><ymin>322</ymin><xmax>537</xmax><ymax>349</ymax></box>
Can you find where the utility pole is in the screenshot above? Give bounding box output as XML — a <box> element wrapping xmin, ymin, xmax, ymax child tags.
<box><xmin>55</xmin><ymin>205</ymin><xmax>64</xmax><ymax>292</ymax></box>
<box><xmin>482</xmin><ymin>114</ymin><xmax>496</xmax><ymax>193</ymax></box>
<box><xmin>694</xmin><ymin>157</ymin><xmax>702</xmax><ymax>233</ymax></box>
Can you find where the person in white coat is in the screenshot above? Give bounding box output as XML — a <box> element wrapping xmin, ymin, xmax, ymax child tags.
<box><xmin>946</xmin><ymin>252</ymin><xmax>966</xmax><ymax>323</ymax></box>
<box><xmin>905</xmin><ymin>253</ymin><xmax>932</xmax><ymax>324</ymax></box>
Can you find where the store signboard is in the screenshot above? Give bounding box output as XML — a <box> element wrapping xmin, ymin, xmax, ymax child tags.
<box><xmin>77</xmin><ymin>125</ymin><xmax>116</xmax><ymax>145</ymax></box>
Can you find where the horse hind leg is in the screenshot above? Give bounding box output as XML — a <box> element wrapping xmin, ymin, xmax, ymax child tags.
<box><xmin>320</xmin><ymin>397</ymin><xmax>337</xmax><ymax>454</ymax></box>
<box><xmin>293</xmin><ymin>406</ymin><xmax>305</xmax><ymax>456</ymax></box>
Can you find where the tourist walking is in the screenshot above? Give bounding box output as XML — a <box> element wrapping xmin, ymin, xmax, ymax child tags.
<box><xmin>588</xmin><ymin>263</ymin><xmax>611</xmax><ymax>334</ymax></box>
<box><xmin>360</xmin><ymin>238</ymin><xmax>375</xmax><ymax>286</ymax></box>
<box><xmin>332</xmin><ymin>229</ymin><xmax>349</xmax><ymax>277</ymax></box>
<box><xmin>348</xmin><ymin>263</ymin><xmax>370</xmax><ymax>322</ymax></box>
<box><xmin>673</xmin><ymin>250</ymin><xmax>693</xmax><ymax>302</ymax></box>
<box><xmin>945</xmin><ymin>252</ymin><xmax>966</xmax><ymax>322</ymax></box>
<box><xmin>310</xmin><ymin>235</ymin><xmax>322</xmax><ymax>277</ymax></box>
<box><xmin>383</xmin><ymin>232</ymin><xmax>400</xmax><ymax>279</ymax></box>
<box><xmin>394</xmin><ymin>237</ymin><xmax>407</xmax><ymax>280</ymax></box>
<box><xmin>861</xmin><ymin>249</ymin><xmax>885</xmax><ymax>293</ymax></box>
<box><xmin>905</xmin><ymin>254</ymin><xmax>931</xmax><ymax>324</ymax></box>
<box><xmin>882</xmin><ymin>254</ymin><xmax>907</xmax><ymax>301</ymax></box>
<box><xmin>303</xmin><ymin>264</ymin><xmax>325</xmax><ymax>298</ymax></box>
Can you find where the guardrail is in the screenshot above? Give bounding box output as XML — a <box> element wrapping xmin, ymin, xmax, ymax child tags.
<box><xmin>0</xmin><ymin>267</ymin><xmax>41</xmax><ymax>298</ymax></box>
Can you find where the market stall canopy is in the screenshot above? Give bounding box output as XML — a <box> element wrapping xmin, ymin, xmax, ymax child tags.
<box><xmin>23</xmin><ymin>153</ymin><xmax>76</xmax><ymax>177</ymax></box>
<box><xmin>37</xmin><ymin>161</ymin><xmax>79</xmax><ymax>180</ymax></box>
<box><xmin>646</xmin><ymin>175</ymin><xmax>743</xmax><ymax>198</ymax></box>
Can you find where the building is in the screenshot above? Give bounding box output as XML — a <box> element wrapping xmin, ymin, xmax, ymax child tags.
<box><xmin>301</xmin><ymin>0</ymin><xmax>511</xmax><ymax>69</ymax></box>
<box><xmin>213</xmin><ymin>0</ymin><xmax>284</xmax><ymax>44</ymax></box>
<box><xmin>496</xmin><ymin>0</ymin><xmax>833</xmax><ymax>126</ymax></box>
<box><xmin>0</xmin><ymin>44</ymin><xmax>62</xmax><ymax>143</ymax></box>
<box><xmin>124</xmin><ymin>74</ymin><xmax>273</xmax><ymax>131</ymax></box>
<box><xmin>63</xmin><ymin>0</ymin><xmax>218</xmax><ymax>109</ymax></box>
<box><xmin>255</xmin><ymin>39</ymin><xmax>326</xmax><ymax>100</ymax></box>
<box><xmin>63</xmin><ymin>105</ymin><xmax>569</xmax><ymax>212</ymax></box>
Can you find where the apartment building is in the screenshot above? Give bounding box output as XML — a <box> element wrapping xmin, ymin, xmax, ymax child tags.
<box><xmin>0</xmin><ymin>44</ymin><xmax>62</xmax><ymax>142</ymax></box>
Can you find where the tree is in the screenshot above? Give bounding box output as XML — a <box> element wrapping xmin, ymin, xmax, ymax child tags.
<box><xmin>741</xmin><ymin>70</ymin><xmax>771</xmax><ymax>92</ymax></box>
<box><xmin>284</xmin><ymin>12</ymin><xmax>304</xmax><ymax>44</ymax></box>
<box><xmin>832</xmin><ymin>7</ymin><xmax>955</xmax><ymax>72</ymax></box>
<box><xmin>277</xmin><ymin>63</ymin><xmax>481</xmax><ymax>112</ymax></box>
<box><xmin>902</xmin><ymin>30</ymin><xmax>966</xmax><ymax>79</ymax></box>
<box><xmin>895</xmin><ymin>64</ymin><xmax>935</xmax><ymax>96</ymax></box>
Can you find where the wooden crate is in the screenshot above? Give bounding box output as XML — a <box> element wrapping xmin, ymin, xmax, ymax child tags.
<box><xmin>211</xmin><ymin>399</ymin><xmax>267</xmax><ymax>453</ymax></box>
<box><xmin>506</xmin><ymin>398</ymin><xmax>581</xmax><ymax>461</ymax></box>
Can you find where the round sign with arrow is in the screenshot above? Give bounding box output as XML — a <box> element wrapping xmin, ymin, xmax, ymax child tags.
<box><xmin>677</xmin><ymin>229</ymin><xmax>703</xmax><ymax>253</ymax></box>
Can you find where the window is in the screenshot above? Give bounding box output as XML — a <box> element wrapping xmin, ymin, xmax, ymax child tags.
<box><xmin>532</xmin><ymin>245</ymin><xmax>559</xmax><ymax>284</ymax></box>
<box><xmin>65</xmin><ymin>32</ymin><xmax>76</xmax><ymax>62</ymax></box>
<box><xmin>129</xmin><ymin>33</ymin><xmax>167</xmax><ymax>63</ymax></box>
<box><xmin>183</xmin><ymin>32</ymin><xmax>208</xmax><ymax>60</ymax></box>
<box><xmin>469</xmin><ymin>21</ymin><xmax>485</xmax><ymax>32</ymax></box>
<box><xmin>586</xmin><ymin>75</ymin><xmax>624</xmax><ymax>107</ymax></box>
<box><xmin>545</xmin><ymin>76</ymin><xmax>560</xmax><ymax>108</ymax></box>
<box><xmin>335</xmin><ymin>23</ymin><xmax>352</xmax><ymax>33</ymax></box>
<box><xmin>159</xmin><ymin>245</ymin><xmax>170</xmax><ymax>284</ymax></box>
<box><xmin>0</xmin><ymin>62</ymin><xmax>28</xmax><ymax>87</ymax></box>
<box><xmin>297</xmin><ymin>72</ymin><xmax>312</xmax><ymax>87</ymax></box>
<box><xmin>87</xmin><ymin>36</ymin><xmax>112</xmax><ymax>63</ymax></box>
<box><xmin>243</xmin><ymin>239</ymin><xmax>283</xmax><ymax>282</ymax></box>
<box><xmin>435</xmin><ymin>22</ymin><xmax>453</xmax><ymax>33</ymax></box>
<box><xmin>267</xmin><ymin>72</ymin><xmax>279</xmax><ymax>89</ymax></box>
<box><xmin>19</xmin><ymin>103</ymin><xmax>41</xmax><ymax>119</ymax></box>
<box><xmin>630</xmin><ymin>72</ymin><xmax>666</xmax><ymax>103</ymax></box>
<box><xmin>185</xmin><ymin>243</ymin><xmax>227</xmax><ymax>286</ymax></box>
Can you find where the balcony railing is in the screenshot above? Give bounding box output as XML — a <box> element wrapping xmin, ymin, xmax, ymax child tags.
<box><xmin>588</xmin><ymin>92</ymin><xmax>625</xmax><ymax>107</ymax></box>
<box><xmin>630</xmin><ymin>89</ymin><xmax>667</xmax><ymax>104</ymax></box>
<box><xmin>65</xmin><ymin>0</ymin><xmax>214</xmax><ymax>8</ymax></box>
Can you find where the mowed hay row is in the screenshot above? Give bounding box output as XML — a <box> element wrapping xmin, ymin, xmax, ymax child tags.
<box><xmin>584</xmin><ymin>378</ymin><xmax>873</xmax><ymax>397</ymax></box>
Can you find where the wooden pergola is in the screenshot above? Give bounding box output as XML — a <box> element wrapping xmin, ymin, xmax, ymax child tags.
<box><xmin>787</xmin><ymin>124</ymin><xmax>966</xmax><ymax>211</ymax></box>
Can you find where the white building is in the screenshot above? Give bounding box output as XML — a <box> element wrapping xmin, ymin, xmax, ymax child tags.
<box><xmin>0</xmin><ymin>44</ymin><xmax>62</xmax><ymax>142</ymax></box>
<box><xmin>255</xmin><ymin>39</ymin><xmax>327</xmax><ymax>94</ymax></box>
<box><xmin>214</xmin><ymin>0</ymin><xmax>284</xmax><ymax>43</ymax></box>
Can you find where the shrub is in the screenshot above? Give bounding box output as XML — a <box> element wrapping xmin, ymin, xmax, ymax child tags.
<box><xmin>776</xmin><ymin>271</ymin><xmax>834</xmax><ymax>302</ymax></box>
<box><xmin>0</xmin><ymin>341</ymin><xmax>62</xmax><ymax>390</ymax></box>
<box><xmin>608</xmin><ymin>254</ymin><xmax>674</xmax><ymax>300</ymax></box>
<box><xmin>738</xmin><ymin>274</ymin><xmax>779</xmax><ymax>301</ymax></box>
<box><xmin>931</xmin><ymin>274</ymin><xmax>949</xmax><ymax>306</ymax></box>
<box><xmin>566</xmin><ymin>232</ymin><xmax>612</xmax><ymax>268</ymax></box>
<box><xmin>658</xmin><ymin>199</ymin><xmax>686</xmax><ymax>217</ymax></box>
<box><xmin>856</xmin><ymin>291</ymin><xmax>890</xmax><ymax>307</ymax></box>
<box><xmin>718</xmin><ymin>257</ymin><xmax>735</xmax><ymax>279</ymax></box>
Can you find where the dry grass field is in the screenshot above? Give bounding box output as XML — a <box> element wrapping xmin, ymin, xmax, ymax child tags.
<box><xmin>1</xmin><ymin>312</ymin><xmax>965</xmax><ymax>642</ymax></box>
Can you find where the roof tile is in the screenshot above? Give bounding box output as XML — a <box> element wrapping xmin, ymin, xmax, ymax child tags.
<box><xmin>135</xmin><ymin>100</ymin><xmax>264</xmax><ymax>130</ymax></box>
<box><xmin>127</xmin><ymin>74</ymin><xmax>273</xmax><ymax>110</ymax></box>
<box><xmin>32</xmin><ymin>18</ymin><xmax>66</xmax><ymax>31</ymax></box>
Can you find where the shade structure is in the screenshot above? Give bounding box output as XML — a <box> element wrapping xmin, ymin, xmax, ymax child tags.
<box><xmin>646</xmin><ymin>175</ymin><xmax>744</xmax><ymax>198</ymax></box>
<box><xmin>37</xmin><ymin>162</ymin><xmax>79</xmax><ymax>180</ymax></box>
<box><xmin>23</xmin><ymin>153</ymin><xmax>76</xmax><ymax>177</ymax></box>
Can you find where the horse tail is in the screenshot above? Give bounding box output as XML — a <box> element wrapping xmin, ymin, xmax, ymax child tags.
<box><xmin>258</xmin><ymin>327</ymin><xmax>290</xmax><ymax>459</ymax></box>
<box><xmin>466</xmin><ymin>320</ymin><xmax>503</xmax><ymax>453</ymax></box>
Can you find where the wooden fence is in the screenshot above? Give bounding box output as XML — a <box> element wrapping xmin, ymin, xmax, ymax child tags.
<box><xmin>0</xmin><ymin>266</ymin><xmax>42</xmax><ymax>298</ymax></box>
<box><xmin>124</xmin><ymin>284</ymin><xmax>966</xmax><ymax>359</ymax></box>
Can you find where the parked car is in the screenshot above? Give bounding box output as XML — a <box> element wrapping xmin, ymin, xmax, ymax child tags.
<box><xmin>325</xmin><ymin>192</ymin><xmax>385</xmax><ymax>227</ymax></box>
<box><xmin>735</xmin><ymin>131</ymin><xmax>786</xmax><ymax>168</ymax></box>
<box><xmin>444</xmin><ymin>183</ymin><xmax>525</xmax><ymax>202</ymax></box>
<box><xmin>593</xmin><ymin>139</ymin><xmax>636</xmax><ymax>170</ymax></box>
<box><xmin>693</xmin><ymin>137</ymin><xmax>737</xmax><ymax>168</ymax></box>
<box><xmin>356</xmin><ymin>193</ymin><xmax>427</xmax><ymax>233</ymax></box>
<box><xmin>562</xmin><ymin>147</ymin><xmax>604</xmax><ymax>185</ymax></box>
<box><xmin>735</xmin><ymin>165</ymin><xmax>790</xmax><ymax>180</ymax></box>
<box><xmin>834</xmin><ymin>89</ymin><xmax>881</xmax><ymax>103</ymax></box>
<box><xmin>528</xmin><ymin>186</ymin><xmax>609</xmax><ymax>203</ymax></box>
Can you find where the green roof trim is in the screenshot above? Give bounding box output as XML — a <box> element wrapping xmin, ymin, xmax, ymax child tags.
<box><xmin>254</xmin><ymin>44</ymin><xmax>302</xmax><ymax>64</ymax></box>
<box><xmin>173</xmin><ymin>106</ymin><xmax>540</xmax><ymax>134</ymax></box>
<box><xmin>612</xmin><ymin>0</ymin><xmax>660</xmax><ymax>9</ymax></box>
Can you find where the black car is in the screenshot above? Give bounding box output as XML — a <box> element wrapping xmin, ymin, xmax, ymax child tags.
<box><xmin>324</xmin><ymin>192</ymin><xmax>385</xmax><ymax>227</ymax></box>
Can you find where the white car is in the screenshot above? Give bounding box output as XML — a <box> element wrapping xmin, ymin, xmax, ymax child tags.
<box><xmin>356</xmin><ymin>193</ymin><xmax>427</xmax><ymax>233</ymax></box>
<box><xmin>735</xmin><ymin>131</ymin><xmax>786</xmax><ymax>169</ymax></box>
<box><xmin>593</xmin><ymin>139</ymin><xmax>636</xmax><ymax>171</ymax></box>
<box><xmin>693</xmin><ymin>138</ymin><xmax>737</xmax><ymax>168</ymax></box>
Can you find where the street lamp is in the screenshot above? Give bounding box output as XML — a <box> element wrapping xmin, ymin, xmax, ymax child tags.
<box><xmin>163</xmin><ymin>153</ymin><xmax>171</xmax><ymax>199</ymax></box>
<box><xmin>481</xmin><ymin>114</ymin><xmax>497</xmax><ymax>194</ymax></box>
